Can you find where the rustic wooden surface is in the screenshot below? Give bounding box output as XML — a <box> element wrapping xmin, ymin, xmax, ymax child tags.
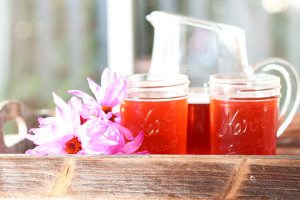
<box><xmin>0</xmin><ymin>155</ymin><xmax>298</xmax><ymax>199</ymax></box>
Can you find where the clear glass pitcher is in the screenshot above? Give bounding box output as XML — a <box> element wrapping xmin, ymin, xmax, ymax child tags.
<box><xmin>146</xmin><ymin>11</ymin><xmax>300</xmax><ymax>151</ymax></box>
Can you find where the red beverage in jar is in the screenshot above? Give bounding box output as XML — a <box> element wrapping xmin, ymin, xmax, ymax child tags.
<box><xmin>210</xmin><ymin>97</ymin><xmax>278</xmax><ymax>155</ymax></box>
<box><xmin>187</xmin><ymin>90</ymin><xmax>210</xmax><ymax>154</ymax></box>
<box><xmin>121</xmin><ymin>98</ymin><xmax>188</xmax><ymax>154</ymax></box>
<box><xmin>209</xmin><ymin>73</ymin><xmax>281</xmax><ymax>155</ymax></box>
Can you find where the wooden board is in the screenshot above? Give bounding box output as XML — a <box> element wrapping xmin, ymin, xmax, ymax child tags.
<box><xmin>0</xmin><ymin>155</ymin><xmax>299</xmax><ymax>199</ymax></box>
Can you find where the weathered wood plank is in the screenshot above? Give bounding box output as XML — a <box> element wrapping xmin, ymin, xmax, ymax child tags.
<box><xmin>69</xmin><ymin>156</ymin><xmax>241</xmax><ymax>199</ymax></box>
<box><xmin>226</xmin><ymin>158</ymin><xmax>300</xmax><ymax>199</ymax></box>
<box><xmin>0</xmin><ymin>156</ymin><xmax>66</xmax><ymax>198</ymax></box>
<box><xmin>0</xmin><ymin>155</ymin><xmax>299</xmax><ymax>199</ymax></box>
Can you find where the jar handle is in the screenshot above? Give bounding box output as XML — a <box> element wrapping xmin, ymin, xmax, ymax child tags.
<box><xmin>253</xmin><ymin>57</ymin><xmax>300</xmax><ymax>137</ymax></box>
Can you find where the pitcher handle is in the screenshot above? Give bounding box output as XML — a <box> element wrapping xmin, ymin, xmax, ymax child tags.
<box><xmin>253</xmin><ymin>57</ymin><xmax>300</xmax><ymax>137</ymax></box>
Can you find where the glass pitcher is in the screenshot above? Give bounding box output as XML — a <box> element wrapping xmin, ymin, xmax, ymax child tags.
<box><xmin>146</xmin><ymin>11</ymin><xmax>300</xmax><ymax>154</ymax></box>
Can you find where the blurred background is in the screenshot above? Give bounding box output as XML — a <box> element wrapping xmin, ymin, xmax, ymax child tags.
<box><xmin>1</xmin><ymin>0</ymin><xmax>300</xmax><ymax>109</ymax></box>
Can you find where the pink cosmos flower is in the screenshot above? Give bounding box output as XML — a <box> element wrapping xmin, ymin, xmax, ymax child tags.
<box><xmin>68</xmin><ymin>68</ymin><xmax>145</xmax><ymax>154</ymax></box>
<box><xmin>68</xmin><ymin>68</ymin><xmax>127</xmax><ymax>124</ymax></box>
<box><xmin>26</xmin><ymin>68</ymin><xmax>145</xmax><ymax>155</ymax></box>
<box><xmin>26</xmin><ymin>93</ymin><xmax>119</xmax><ymax>155</ymax></box>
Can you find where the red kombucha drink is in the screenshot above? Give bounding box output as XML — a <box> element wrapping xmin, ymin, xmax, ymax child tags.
<box><xmin>209</xmin><ymin>73</ymin><xmax>281</xmax><ymax>155</ymax></box>
<box><xmin>121</xmin><ymin>98</ymin><xmax>188</xmax><ymax>154</ymax></box>
<box><xmin>121</xmin><ymin>73</ymin><xmax>189</xmax><ymax>154</ymax></box>
<box><xmin>210</xmin><ymin>98</ymin><xmax>278</xmax><ymax>155</ymax></box>
<box><xmin>187</xmin><ymin>90</ymin><xmax>210</xmax><ymax>154</ymax></box>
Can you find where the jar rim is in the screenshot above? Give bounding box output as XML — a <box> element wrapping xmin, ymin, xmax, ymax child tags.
<box><xmin>125</xmin><ymin>73</ymin><xmax>190</xmax><ymax>99</ymax></box>
<box><xmin>209</xmin><ymin>73</ymin><xmax>280</xmax><ymax>86</ymax></box>
<box><xmin>209</xmin><ymin>73</ymin><xmax>281</xmax><ymax>99</ymax></box>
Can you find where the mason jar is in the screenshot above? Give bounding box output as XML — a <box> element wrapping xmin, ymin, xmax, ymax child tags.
<box><xmin>121</xmin><ymin>74</ymin><xmax>189</xmax><ymax>154</ymax></box>
<box><xmin>209</xmin><ymin>73</ymin><xmax>281</xmax><ymax>155</ymax></box>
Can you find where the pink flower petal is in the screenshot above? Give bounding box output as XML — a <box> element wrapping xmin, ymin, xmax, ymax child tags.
<box><xmin>99</xmin><ymin>68</ymin><xmax>127</xmax><ymax>107</ymax></box>
<box><xmin>69</xmin><ymin>97</ymin><xmax>82</xmax><ymax>129</ymax></box>
<box><xmin>25</xmin><ymin>140</ymin><xmax>67</xmax><ymax>155</ymax></box>
<box><xmin>53</xmin><ymin>92</ymin><xmax>68</xmax><ymax>110</ymax></box>
<box><xmin>89</xmin><ymin>139</ymin><xmax>118</xmax><ymax>151</ymax></box>
<box><xmin>122</xmin><ymin>131</ymin><xmax>144</xmax><ymax>154</ymax></box>
<box><xmin>100</xmin><ymin>68</ymin><xmax>110</xmax><ymax>100</ymax></box>
<box><xmin>68</xmin><ymin>90</ymin><xmax>95</xmax><ymax>104</ymax></box>
<box><xmin>25</xmin><ymin>149</ymin><xmax>45</xmax><ymax>156</ymax></box>
<box><xmin>134</xmin><ymin>150</ymin><xmax>148</xmax><ymax>154</ymax></box>
<box><xmin>87</xmin><ymin>77</ymin><xmax>101</xmax><ymax>102</ymax></box>
<box><xmin>38</xmin><ymin>117</ymin><xmax>55</xmax><ymax>125</ymax></box>
<box><xmin>111</xmin><ymin>122</ymin><xmax>133</xmax><ymax>140</ymax></box>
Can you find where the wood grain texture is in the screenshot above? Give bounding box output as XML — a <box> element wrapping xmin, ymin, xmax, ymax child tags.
<box><xmin>0</xmin><ymin>155</ymin><xmax>299</xmax><ymax>199</ymax></box>
<box><xmin>0</xmin><ymin>155</ymin><xmax>65</xmax><ymax>198</ymax></box>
